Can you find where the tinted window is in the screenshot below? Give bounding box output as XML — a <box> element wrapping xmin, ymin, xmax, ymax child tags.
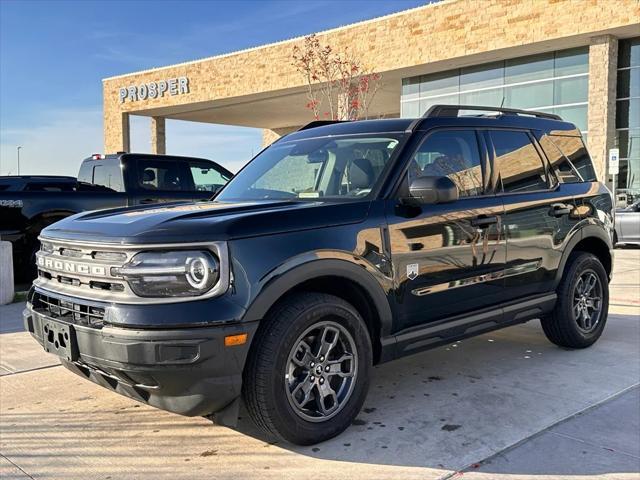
<box><xmin>136</xmin><ymin>160</ymin><xmax>184</xmax><ymax>191</ymax></box>
<box><xmin>409</xmin><ymin>130</ymin><xmax>483</xmax><ymax>197</ymax></box>
<box><xmin>189</xmin><ymin>164</ymin><xmax>231</xmax><ymax>193</ymax></box>
<box><xmin>546</xmin><ymin>135</ymin><xmax>596</xmax><ymax>182</ymax></box>
<box><xmin>491</xmin><ymin>130</ymin><xmax>548</xmax><ymax>193</ymax></box>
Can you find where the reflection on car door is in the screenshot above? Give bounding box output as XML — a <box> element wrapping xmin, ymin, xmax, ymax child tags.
<box><xmin>386</xmin><ymin>129</ymin><xmax>506</xmax><ymax>333</ymax></box>
<box><xmin>491</xmin><ymin>129</ymin><xmax>579</xmax><ymax>300</ymax></box>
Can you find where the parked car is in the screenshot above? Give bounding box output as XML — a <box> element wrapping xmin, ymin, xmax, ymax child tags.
<box><xmin>24</xmin><ymin>105</ymin><xmax>613</xmax><ymax>445</ymax></box>
<box><xmin>614</xmin><ymin>199</ymin><xmax>640</xmax><ymax>246</ymax></box>
<box><xmin>0</xmin><ymin>153</ymin><xmax>232</xmax><ymax>280</ymax></box>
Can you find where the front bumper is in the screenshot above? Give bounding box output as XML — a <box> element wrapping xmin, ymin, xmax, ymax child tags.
<box><xmin>24</xmin><ymin>296</ymin><xmax>258</xmax><ymax>417</ymax></box>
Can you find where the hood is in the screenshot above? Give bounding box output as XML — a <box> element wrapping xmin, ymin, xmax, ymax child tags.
<box><xmin>43</xmin><ymin>199</ymin><xmax>371</xmax><ymax>244</ymax></box>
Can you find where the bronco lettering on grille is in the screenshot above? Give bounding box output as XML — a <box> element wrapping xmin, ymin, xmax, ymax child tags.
<box><xmin>38</xmin><ymin>256</ymin><xmax>108</xmax><ymax>277</ymax></box>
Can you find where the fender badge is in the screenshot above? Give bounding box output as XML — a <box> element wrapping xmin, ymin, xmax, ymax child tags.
<box><xmin>407</xmin><ymin>263</ymin><xmax>419</xmax><ymax>280</ymax></box>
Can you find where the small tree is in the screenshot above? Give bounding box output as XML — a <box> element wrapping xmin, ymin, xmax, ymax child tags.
<box><xmin>292</xmin><ymin>34</ymin><xmax>382</xmax><ymax>121</ymax></box>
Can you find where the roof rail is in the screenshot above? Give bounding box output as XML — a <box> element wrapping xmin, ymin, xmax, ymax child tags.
<box><xmin>424</xmin><ymin>104</ymin><xmax>562</xmax><ymax>121</ymax></box>
<box><xmin>297</xmin><ymin>120</ymin><xmax>347</xmax><ymax>131</ymax></box>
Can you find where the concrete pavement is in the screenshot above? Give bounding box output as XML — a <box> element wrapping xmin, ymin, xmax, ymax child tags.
<box><xmin>1</xmin><ymin>249</ymin><xmax>638</xmax><ymax>480</ymax></box>
<box><xmin>465</xmin><ymin>386</ymin><xmax>640</xmax><ymax>479</ymax></box>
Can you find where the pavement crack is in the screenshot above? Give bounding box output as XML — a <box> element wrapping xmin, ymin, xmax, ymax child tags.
<box><xmin>1</xmin><ymin>364</ymin><xmax>61</xmax><ymax>377</ymax></box>
<box><xmin>1</xmin><ymin>453</ymin><xmax>36</xmax><ymax>480</ymax></box>
<box><xmin>549</xmin><ymin>431</ymin><xmax>640</xmax><ymax>460</ymax></box>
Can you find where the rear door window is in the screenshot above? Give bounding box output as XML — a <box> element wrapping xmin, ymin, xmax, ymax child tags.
<box><xmin>490</xmin><ymin>130</ymin><xmax>550</xmax><ymax>193</ymax></box>
<box><xmin>136</xmin><ymin>159</ymin><xmax>185</xmax><ymax>191</ymax></box>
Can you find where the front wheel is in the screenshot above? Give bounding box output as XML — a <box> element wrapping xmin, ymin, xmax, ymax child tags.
<box><xmin>541</xmin><ymin>252</ymin><xmax>609</xmax><ymax>348</ymax></box>
<box><xmin>242</xmin><ymin>292</ymin><xmax>372</xmax><ymax>445</ymax></box>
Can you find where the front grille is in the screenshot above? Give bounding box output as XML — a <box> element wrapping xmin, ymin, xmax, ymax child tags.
<box><xmin>34</xmin><ymin>237</ymin><xmax>134</xmax><ymax>302</ymax></box>
<box><xmin>31</xmin><ymin>291</ymin><xmax>105</xmax><ymax>328</ymax></box>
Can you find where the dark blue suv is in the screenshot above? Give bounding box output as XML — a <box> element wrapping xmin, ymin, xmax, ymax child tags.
<box><xmin>25</xmin><ymin>105</ymin><xmax>613</xmax><ymax>445</ymax></box>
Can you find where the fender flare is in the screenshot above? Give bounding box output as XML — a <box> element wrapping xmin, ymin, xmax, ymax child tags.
<box><xmin>554</xmin><ymin>225</ymin><xmax>613</xmax><ymax>286</ymax></box>
<box><xmin>243</xmin><ymin>258</ymin><xmax>394</xmax><ymax>338</ymax></box>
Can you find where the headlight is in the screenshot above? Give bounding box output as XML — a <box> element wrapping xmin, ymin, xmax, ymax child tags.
<box><xmin>119</xmin><ymin>250</ymin><xmax>220</xmax><ymax>297</ymax></box>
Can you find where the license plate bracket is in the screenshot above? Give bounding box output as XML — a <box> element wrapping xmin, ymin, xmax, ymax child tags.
<box><xmin>41</xmin><ymin>319</ymin><xmax>78</xmax><ymax>362</ymax></box>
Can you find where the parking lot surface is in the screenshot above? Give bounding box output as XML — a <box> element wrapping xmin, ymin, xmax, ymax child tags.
<box><xmin>1</xmin><ymin>249</ymin><xmax>638</xmax><ymax>480</ymax></box>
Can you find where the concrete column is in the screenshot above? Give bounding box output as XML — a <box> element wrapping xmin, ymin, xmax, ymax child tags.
<box><xmin>261</xmin><ymin>126</ymin><xmax>302</xmax><ymax>147</ymax></box>
<box><xmin>151</xmin><ymin>117</ymin><xmax>166</xmax><ymax>155</ymax></box>
<box><xmin>587</xmin><ymin>35</ymin><xmax>618</xmax><ymax>182</ymax></box>
<box><xmin>0</xmin><ymin>241</ymin><xmax>15</xmax><ymax>305</ymax></box>
<box><xmin>104</xmin><ymin>112</ymin><xmax>131</xmax><ymax>154</ymax></box>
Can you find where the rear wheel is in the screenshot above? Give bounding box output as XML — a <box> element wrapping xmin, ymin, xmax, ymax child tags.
<box><xmin>541</xmin><ymin>252</ymin><xmax>609</xmax><ymax>348</ymax></box>
<box><xmin>243</xmin><ymin>292</ymin><xmax>372</xmax><ymax>445</ymax></box>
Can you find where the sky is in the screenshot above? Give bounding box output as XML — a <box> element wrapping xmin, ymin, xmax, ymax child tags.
<box><xmin>0</xmin><ymin>0</ymin><xmax>428</xmax><ymax>176</ymax></box>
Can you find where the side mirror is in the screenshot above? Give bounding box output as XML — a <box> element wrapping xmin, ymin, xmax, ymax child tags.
<box><xmin>408</xmin><ymin>176</ymin><xmax>459</xmax><ymax>205</ymax></box>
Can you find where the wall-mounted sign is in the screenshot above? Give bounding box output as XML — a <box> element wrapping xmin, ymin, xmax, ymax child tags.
<box><xmin>119</xmin><ymin>76</ymin><xmax>189</xmax><ymax>103</ymax></box>
<box><xmin>609</xmin><ymin>148</ymin><xmax>619</xmax><ymax>175</ymax></box>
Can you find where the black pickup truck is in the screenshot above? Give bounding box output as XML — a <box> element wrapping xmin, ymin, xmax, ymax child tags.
<box><xmin>0</xmin><ymin>153</ymin><xmax>232</xmax><ymax>280</ymax></box>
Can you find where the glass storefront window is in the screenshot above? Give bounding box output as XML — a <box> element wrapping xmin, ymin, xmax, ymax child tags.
<box><xmin>615</xmin><ymin>38</ymin><xmax>640</xmax><ymax>202</ymax></box>
<box><xmin>554</xmin><ymin>76</ymin><xmax>589</xmax><ymax>105</ymax></box>
<box><xmin>617</xmin><ymin>129</ymin><xmax>640</xmax><ymax>159</ymax></box>
<box><xmin>460</xmin><ymin>61</ymin><xmax>503</xmax><ymax>90</ymax></box>
<box><xmin>459</xmin><ymin>89</ymin><xmax>504</xmax><ymax>106</ymax></box>
<box><xmin>616</xmin><ymin>68</ymin><xmax>640</xmax><ymax>99</ymax></box>
<box><xmin>505</xmin><ymin>52</ymin><xmax>554</xmax><ymax>83</ymax></box>
<box><xmin>554</xmin><ymin>48</ymin><xmax>589</xmax><ymax>76</ymax></box>
<box><xmin>400</xmin><ymin>98</ymin><xmax>421</xmax><ymax>118</ymax></box>
<box><xmin>400</xmin><ymin>47</ymin><xmax>589</xmax><ymax>134</ymax></box>
<box><xmin>505</xmin><ymin>81</ymin><xmax>553</xmax><ymax>109</ymax></box>
<box><xmin>401</xmin><ymin>77</ymin><xmax>421</xmax><ymax>102</ymax></box>
<box><xmin>554</xmin><ymin>104</ymin><xmax>588</xmax><ymax>132</ymax></box>
<box><xmin>618</xmin><ymin>37</ymin><xmax>640</xmax><ymax>68</ymax></box>
<box><xmin>617</xmin><ymin>98</ymin><xmax>640</xmax><ymax>129</ymax></box>
<box><xmin>420</xmin><ymin>71</ymin><xmax>459</xmax><ymax>97</ymax></box>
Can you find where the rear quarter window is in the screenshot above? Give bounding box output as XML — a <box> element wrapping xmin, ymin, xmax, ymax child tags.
<box><xmin>538</xmin><ymin>134</ymin><xmax>596</xmax><ymax>183</ymax></box>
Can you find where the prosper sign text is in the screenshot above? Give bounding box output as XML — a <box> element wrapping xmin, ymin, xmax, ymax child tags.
<box><xmin>119</xmin><ymin>77</ymin><xmax>189</xmax><ymax>103</ymax></box>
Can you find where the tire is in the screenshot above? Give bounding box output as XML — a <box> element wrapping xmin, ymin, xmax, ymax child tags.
<box><xmin>242</xmin><ymin>292</ymin><xmax>372</xmax><ymax>445</ymax></box>
<box><xmin>541</xmin><ymin>252</ymin><xmax>609</xmax><ymax>349</ymax></box>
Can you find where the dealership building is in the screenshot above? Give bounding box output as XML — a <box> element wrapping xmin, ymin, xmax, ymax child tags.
<box><xmin>102</xmin><ymin>0</ymin><xmax>640</xmax><ymax>197</ymax></box>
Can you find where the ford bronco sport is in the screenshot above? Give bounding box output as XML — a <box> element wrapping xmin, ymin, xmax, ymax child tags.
<box><xmin>25</xmin><ymin>105</ymin><xmax>614</xmax><ymax>445</ymax></box>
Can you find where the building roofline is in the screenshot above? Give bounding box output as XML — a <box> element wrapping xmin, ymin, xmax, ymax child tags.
<box><xmin>102</xmin><ymin>0</ymin><xmax>449</xmax><ymax>82</ymax></box>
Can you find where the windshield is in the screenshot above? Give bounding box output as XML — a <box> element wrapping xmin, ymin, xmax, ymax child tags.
<box><xmin>216</xmin><ymin>134</ymin><xmax>401</xmax><ymax>201</ymax></box>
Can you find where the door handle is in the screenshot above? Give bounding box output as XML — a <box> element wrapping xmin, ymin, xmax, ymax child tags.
<box><xmin>471</xmin><ymin>215</ymin><xmax>498</xmax><ymax>228</ymax></box>
<box><xmin>549</xmin><ymin>203</ymin><xmax>571</xmax><ymax>217</ymax></box>
<box><xmin>140</xmin><ymin>198</ymin><xmax>157</xmax><ymax>204</ymax></box>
